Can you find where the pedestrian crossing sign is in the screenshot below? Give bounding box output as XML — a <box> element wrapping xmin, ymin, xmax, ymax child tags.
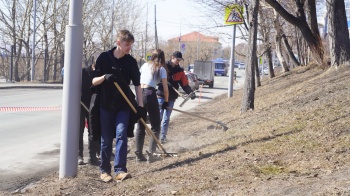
<box><xmin>146</xmin><ymin>54</ymin><xmax>152</xmax><ymax>61</ymax></box>
<box><xmin>224</xmin><ymin>4</ymin><xmax>244</xmax><ymax>25</ymax></box>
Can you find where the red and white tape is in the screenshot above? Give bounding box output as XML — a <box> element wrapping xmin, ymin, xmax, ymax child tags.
<box><xmin>0</xmin><ymin>106</ymin><xmax>62</xmax><ymax>112</ymax></box>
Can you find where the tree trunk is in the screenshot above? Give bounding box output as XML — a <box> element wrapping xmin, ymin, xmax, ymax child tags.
<box><xmin>274</xmin><ymin>13</ymin><xmax>289</xmax><ymax>72</ymax></box>
<box><xmin>282</xmin><ymin>34</ymin><xmax>301</xmax><ymax>67</ymax></box>
<box><xmin>266</xmin><ymin>45</ymin><xmax>275</xmax><ymax>78</ymax></box>
<box><xmin>241</xmin><ymin>0</ymin><xmax>259</xmax><ymax>113</ymax></box>
<box><xmin>255</xmin><ymin>56</ymin><xmax>261</xmax><ymax>87</ymax></box>
<box><xmin>295</xmin><ymin>27</ymin><xmax>304</xmax><ymax>65</ymax></box>
<box><xmin>25</xmin><ymin>37</ymin><xmax>31</xmax><ymax>81</ymax></box>
<box><xmin>327</xmin><ymin>0</ymin><xmax>350</xmax><ymax>66</ymax></box>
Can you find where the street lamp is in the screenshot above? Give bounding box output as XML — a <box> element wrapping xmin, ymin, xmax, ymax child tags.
<box><xmin>31</xmin><ymin>0</ymin><xmax>37</xmax><ymax>81</ymax></box>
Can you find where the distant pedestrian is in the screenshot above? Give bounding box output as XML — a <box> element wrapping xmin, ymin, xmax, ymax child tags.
<box><xmin>61</xmin><ymin>67</ymin><xmax>64</xmax><ymax>84</ymax></box>
<box><xmin>134</xmin><ymin>49</ymin><xmax>169</xmax><ymax>163</ymax></box>
<box><xmin>78</xmin><ymin>63</ymin><xmax>100</xmax><ymax>166</ymax></box>
<box><xmin>157</xmin><ymin>51</ymin><xmax>195</xmax><ymax>144</ymax></box>
<box><xmin>92</xmin><ymin>29</ymin><xmax>145</xmax><ymax>183</ymax></box>
<box><xmin>234</xmin><ymin>71</ymin><xmax>238</xmax><ymax>83</ymax></box>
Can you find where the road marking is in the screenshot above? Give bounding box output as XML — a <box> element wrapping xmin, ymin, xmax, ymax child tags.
<box><xmin>0</xmin><ymin>106</ymin><xmax>62</xmax><ymax>112</ymax></box>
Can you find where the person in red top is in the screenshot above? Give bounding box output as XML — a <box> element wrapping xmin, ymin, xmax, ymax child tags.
<box><xmin>156</xmin><ymin>51</ymin><xmax>195</xmax><ymax>144</ymax></box>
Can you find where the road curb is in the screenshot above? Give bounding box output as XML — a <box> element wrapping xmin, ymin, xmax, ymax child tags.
<box><xmin>0</xmin><ymin>84</ymin><xmax>63</xmax><ymax>89</ymax></box>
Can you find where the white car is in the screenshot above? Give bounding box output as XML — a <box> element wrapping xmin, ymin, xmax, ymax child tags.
<box><xmin>238</xmin><ymin>63</ymin><xmax>245</xmax><ymax>69</ymax></box>
<box><xmin>185</xmin><ymin>73</ymin><xmax>196</xmax><ymax>91</ymax></box>
<box><xmin>262</xmin><ymin>67</ymin><xmax>269</xmax><ymax>75</ymax></box>
<box><xmin>179</xmin><ymin>72</ymin><xmax>196</xmax><ymax>93</ymax></box>
<box><xmin>186</xmin><ymin>72</ymin><xmax>199</xmax><ymax>90</ymax></box>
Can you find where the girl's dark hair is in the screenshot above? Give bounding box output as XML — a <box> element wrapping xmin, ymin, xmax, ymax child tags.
<box><xmin>149</xmin><ymin>49</ymin><xmax>168</xmax><ymax>78</ymax></box>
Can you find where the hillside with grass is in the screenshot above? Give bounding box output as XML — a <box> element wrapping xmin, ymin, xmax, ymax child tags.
<box><xmin>5</xmin><ymin>65</ymin><xmax>350</xmax><ymax>196</ymax></box>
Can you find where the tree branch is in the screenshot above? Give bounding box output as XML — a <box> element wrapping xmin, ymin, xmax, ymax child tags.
<box><xmin>264</xmin><ymin>0</ymin><xmax>302</xmax><ymax>26</ymax></box>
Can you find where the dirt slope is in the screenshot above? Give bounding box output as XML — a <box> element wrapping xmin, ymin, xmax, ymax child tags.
<box><xmin>2</xmin><ymin>65</ymin><xmax>350</xmax><ymax>196</ymax></box>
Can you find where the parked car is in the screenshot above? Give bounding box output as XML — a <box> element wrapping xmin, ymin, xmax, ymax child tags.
<box><xmin>193</xmin><ymin>73</ymin><xmax>199</xmax><ymax>90</ymax></box>
<box><xmin>260</xmin><ymin>67</ymin><xmax>268</xmax><ymax>75</ymax></box>
<box><xmin>186</xmin><ymin>72</ymin><xmax>199</xmax><ymax>90</ymax></box>
<box><xmin>238</xmin><ymin>63</ymin><xmax>245</xmax><ymax>70</ymax></box>
<box><xmin>182</xmin><ymin>72</ymin><xmax>196</xmax><ymax>91</ymax></box>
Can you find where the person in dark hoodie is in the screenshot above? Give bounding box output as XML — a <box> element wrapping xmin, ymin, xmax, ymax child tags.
<box><xmin>157</xmin><ymin>51</ymin><xmax>195</xmax><ymax>144</ymax></box>
<box><xmin>92</xmin><ymin>29</ymin><xmax>145</xmax><ymax>183</ymax></box>
<box><xmin>79</xmin><ymin>63</ymin><xmax>100</xmax><ymax>166</ymax></box>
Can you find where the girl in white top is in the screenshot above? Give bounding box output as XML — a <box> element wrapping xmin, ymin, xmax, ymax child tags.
<box><xmin>134</xmin><ymin>49</ymin><xmax>169</xmax><ymax>162</ymax></box>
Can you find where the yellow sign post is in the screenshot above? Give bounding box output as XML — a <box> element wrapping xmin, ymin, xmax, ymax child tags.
<box><xmin>146</xmin><ymin>54</ymin><xmax>152</xmax><ymax>61</ymax></box>
<box><xmin>225</xmin><ymin>3</ymin><xmax>244</xmax><ymax>97</ymax></box>
<box><xmin>224</xmin><ymin>4</ymin><xmax>244</xmax><ymax>25</ymax></box>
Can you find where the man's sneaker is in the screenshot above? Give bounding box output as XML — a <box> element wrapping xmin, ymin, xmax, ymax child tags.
<box><xmin>134</xmin><ymin>152</ymin><xmax>147</xmax><ymax>162</ymax></box>
<box><xmin>78</xmin><ymin>157</ymin><xmax>84</xmax><ymax>165</ymax></box>
<box><xmin>115</xmin><ymin>172</ymin><xmax>131</xmax><ymax>182</ymax></box>
<box><xmin>100</xmin><ymin>173</ymin><xmax>113</xmax><ymax>182</ymax></box>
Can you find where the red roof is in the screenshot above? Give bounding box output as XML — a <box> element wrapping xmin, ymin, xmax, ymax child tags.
<box><xmin>168</xmin><ymin>31</ymin><xmax>219</xmax><ymax>43</ymax></box>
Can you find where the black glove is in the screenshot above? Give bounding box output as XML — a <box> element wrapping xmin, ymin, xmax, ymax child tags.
<box><xmin>161</xmin><ymin>101</ymin><xmax>168</xmax><ymax>109</ymax></box>
<box><xmin>135</xmin><ymin>106</ymin><xmax>146</xmax><ymax>120</ymax></box>
<box><xmin>104</xmin><ymin>74</ymin><xmax>117</xmax><ymax>83</ymax></box>
<box><xmin>190</xmin><ymin>92</ymin><xmax>196</xmax><ymax>100</ymax></box>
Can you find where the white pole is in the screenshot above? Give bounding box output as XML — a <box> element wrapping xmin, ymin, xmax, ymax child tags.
<box><xmin>228</xmin><ymin>0</ymin><xmax>238</xmax><ymax>98</ymax></box>
<box><xmin>179</xmin><ymin>18</ymin><xmax>182</xmax><ymax>51</ymax></box>
<box><xmin>228</xmin><ymin>24</ymin><xmax>236</xmax><ymax>97</ymax></box>
<box><xmin>31</xmin><ymin>0</ymin><xmax>37</xmax><ymax>81</ymax></box>
<box><xmin>59</xmin><ymin>0</ymin><xmax>84</xmax><ymax>179</ymax></box>
<box><xmin>110</xmin><ymin>0</ymin><xmax>115</xmax><ymax>48</ymax></box>
<box><xmin>145</xmin><ymin>2</ymin><xmax>148</xmax><ymax>58</ymax></box>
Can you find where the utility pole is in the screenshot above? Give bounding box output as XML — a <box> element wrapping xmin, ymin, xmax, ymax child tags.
<box><xmin>59</xmin><ymin>0</ymin><xmax>84</xmax><ymax>179</ymax></box>
<box><xmin>110</xmin><ymin>0</ymin><xmax>115</xmax><ymax>48</ymax></box>
<box><xmin>196</xmin><ymin>34</ymin><xmax>200</xmax><ymax>60</ymax></box>
<box><xmin>154</xmin><ymin>5</ymin><xmax>159</xmax><ymax>49</ymax></box>
<box><xmin>31</xmin><ymin>0</ymin><xmax>37</xmax><ymax>81</ymax></box>
<box><xmin>178</xmin><ymin>18</ymin><xmax>182</xmax><ymax>51</ymax></box>
<box><xmin>145</xmin><ymin>2</ymin><xmax>148</xmax><ymax>58</ymax></box>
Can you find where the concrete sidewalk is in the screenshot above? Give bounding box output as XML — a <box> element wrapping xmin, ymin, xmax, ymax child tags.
<box><xmin>0</xmin><ymin>82</ymin><xmax>63</xmax><ymax>89</ymax></box>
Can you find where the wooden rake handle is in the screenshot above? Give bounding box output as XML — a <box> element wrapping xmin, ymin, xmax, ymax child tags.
<box><xmin>168</xmin><ymin>107</ymin><xmax>228</xmax><ymax>131</ymax></box>
<box><xmin>113</xmin><ymin>82</ymin><xmax>168</xmax><ymax>154</ymax></box>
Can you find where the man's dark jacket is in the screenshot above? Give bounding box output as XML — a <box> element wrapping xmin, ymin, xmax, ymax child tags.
<box><xmin>157</xmin><ymin>61</ymin><xmax>193</xmax><ymax>100</ymax></box>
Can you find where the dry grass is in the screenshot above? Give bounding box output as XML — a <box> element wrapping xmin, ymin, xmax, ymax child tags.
<box><xmin>3</xmin><ymin>65</ymin><xmax>350</xmax><ymax>195</ymax></box>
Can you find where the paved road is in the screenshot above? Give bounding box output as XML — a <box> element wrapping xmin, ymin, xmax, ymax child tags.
<box><xmin>0</xmin><ymin>89</ymin><xmax>63</xmax><ymax>191</ymax></box>
<box><xmin>0</xmin><ymin>69</ymin><xmax>245</xmax><ymax>191</ymax></box>
<box><xmin>0</xmin><ymin>89</ymin><xmax>63</xmax><ymax>172</ymax></box>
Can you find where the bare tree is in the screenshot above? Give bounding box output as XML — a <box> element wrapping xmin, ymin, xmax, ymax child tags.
<box><xmin>0</xmin><ymin>0</ymin><xmax>144</xmax><ymax>82</ymax></box>
<box><xmin>0</xmin><ymin>0</ymin><xmax>35</xmax><ymax>81</ymax></box>
<box><xmin>326</xmin><ymin>0</ymin><xmax>350</xmax><ymax>67</ymax></box>
<box><xmin>273</xmin><ymin>12</ymin><xmax>289</xmax><ymax>72</ymax></box>
<box><xmin>264</xmin><ymin>0</ymin><xmax>324</xmax><ymax>65</ymax></box>
<box><xmin>258</xmin><ymin>6</ymin><xmax>275</xmax><ymax>80</ymax></box>
<box><xmin>241</xmin><ymin>0</ymin><xmax>259</xmax><ymax>113</ymax></box>
<box><xmin>282</xmin><ymin>34</ymin><xmax>300</xmax><ymax>67</ymax></box>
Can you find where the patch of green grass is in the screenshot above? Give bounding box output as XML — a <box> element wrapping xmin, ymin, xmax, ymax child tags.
<box><xmin>259</xmin><ymin>165</ymin><xmax>284</xmax><ymax>175</ymax></box>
